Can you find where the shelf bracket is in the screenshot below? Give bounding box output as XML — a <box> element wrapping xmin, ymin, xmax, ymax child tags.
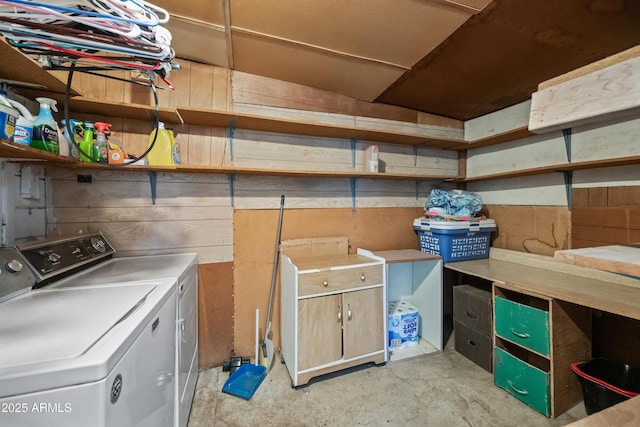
<box><xmin>563</xmin><ymin>170</ymin><xmax>573</xmax><ymax>211</ymax></box>
<box><xmin>413</xmin><ymin>145</ymin><xmax>418</xmax><ymax>167</ymax></box>
<box><xmin>228</xmin><ymin>173</ymin><xmax>235</xmax><ymax>207</ymax></box>
<box><xmin>350</xmin><ymin>177</ymin><xmax>356</xmax><ymax>211</ymax></box>
<box><xmin>562</xmin><ymin>128</ymin><xmax>571</xmax><ymax>163</ymax></box>
<box><xmin>227</xmin><ymin>117</ymin><xmax>238</xmax><ymax>161</ymax></box>
<box><xmin>148</xmin><ymin>171</ymin><xmax>157</xmax><ymax>205</ymax></box>
<box><xmin>351</xmin><ymin>138</ymin><xmax>357</xmax><ymax>169</ymax></box>
<box><xmin>416</xmin><ymin>180</ymin><xmax>420</xmax><ymax>200</ymax></box>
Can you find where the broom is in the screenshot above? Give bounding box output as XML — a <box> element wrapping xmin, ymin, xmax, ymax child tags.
<box><xmin>260</xmin><ymin>194</ymin><xmax>285</xmax><ymax>370</ymax></box>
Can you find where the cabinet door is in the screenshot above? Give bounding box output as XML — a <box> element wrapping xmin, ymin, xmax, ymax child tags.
<box><xmin>343</xmin><ymin>288</ymin><xmax>384</xmax><ymax>359</ymax></box>
<box><xmin>298</xmin><ymin>294</ymin><xmax>342</xmax><ymax>371</ymax></box>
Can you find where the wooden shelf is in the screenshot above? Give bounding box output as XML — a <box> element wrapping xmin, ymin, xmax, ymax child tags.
<box><xmin>177</xmin><ymin>106</ymin><xmax>464</xmax><ymax>148</ymax></box>
<box><xmin>461</xmin><ymin>155</ymin><xmax>640</xmax><ymax>182</ymax></box>
<box><xmin>29</xmin><ymin>157</ymin><xmax>461</xmax><ymax>181</ymax></box>
<box><xmin>455</xmin><ymin>126</ymin><xmax>534</xmax><ymax>150</ymax></box>
<box><xmin>0</xmin><ymin>39</ymin><xmax>74</xmax><ymax>96</ymax></box>
<box><xmin>67</xmin><ymin>97</ymin><xmax>182</xmax><ymax>124</ymax></box>
<box><xmin>0</xmin><ymin>140</ymin><xmax>77</xmax><ymax>162</ymax></box>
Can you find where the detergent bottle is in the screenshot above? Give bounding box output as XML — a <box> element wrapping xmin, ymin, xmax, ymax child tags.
<box><xmin>146</xmin><ymin>122</ymin><xmax>174</xmax><ymax>166</ymax></box>
<box><xmin>167</xmin><ymin>127</ymin><xmax>180</xmax><ymax>165</ymax></box>
<box><xmin>32</xmin><ymin>97</ymin><xmax>60</xmax><ymax>153</ymax></box>
<box><xmin>93</xmin><ymin>122</ymin><xmax>111</xmax><ymax>164</ymax></box>
<box><xmin>0</xmin><ymin>94</ymin><xmax>18</xmax><ymax>142</ymax></box>
<box><xmin>6</xmin><ymin>98</ymin><xmax>34</xmax><ymax>146</ymax></box>
<box><xmin>79</xmin><ymin>121</ymin><xmax>95</xmax><ymax>162</ymax></box>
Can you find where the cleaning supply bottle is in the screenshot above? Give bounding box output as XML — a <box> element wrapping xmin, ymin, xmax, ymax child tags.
<box><xmin>79</xmin><ymin>121</ymin><xmax>95</xmax><ymax>162</ymax></box>
<box><xmin>61</xmin><ymin>119</ymin><xmax>82</xmax><ymax>159</ymax></box>
<box><xmin>167</xmin><ymin>127</ymin><xmax>180</xmax><ymax>165</ymax></box>
<box><xmin>146</xmin><ymin>122</ymin><xmax>174</xmax><ymax>166</ymax></box>
<box><xmin>32</xmin><ymin>97</ymin><xmax>60</xmax><ymax>153</ymax></box>
<box><xmin>0</xmin><ymin>94</ymin><xmax>18</xmax><ymax>142</ymax></box>
<box><xmin>93</xmin><ymin>122</ymin><xmax>111</xmax><ymax>164</ymax></box>
<box><xmin>6</xmin><ymin>98</ymin><xmax>33</xmax><ymax>146</ymax></box>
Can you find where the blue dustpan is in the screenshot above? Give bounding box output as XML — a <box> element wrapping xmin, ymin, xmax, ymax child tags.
<box><xmin>222</xmin><ymin>363</ymin><xmax>266</xmax><ymax>400</ymax></box>
<box><xmin>222</xmin><ymin>308</ymin><xmax>267</xmax><ymax>400</ymax></box>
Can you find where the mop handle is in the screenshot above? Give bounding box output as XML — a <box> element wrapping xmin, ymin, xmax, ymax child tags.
<box><xmin>255</xmin><ymin>308</ymin><xmax>259</xmax><ymax>366</ymax></box>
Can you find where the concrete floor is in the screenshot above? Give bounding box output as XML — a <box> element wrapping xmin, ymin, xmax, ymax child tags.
<box><xmin>188</xmin><ymin>340</ymin><xmax>588</xmax><ymax>427</ymax></box>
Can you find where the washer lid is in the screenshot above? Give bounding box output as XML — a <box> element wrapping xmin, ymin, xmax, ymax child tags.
<box><xmin>0</xmin><ymin>284</ymin><xmax>155</xmax><ymax>369</ymax></box>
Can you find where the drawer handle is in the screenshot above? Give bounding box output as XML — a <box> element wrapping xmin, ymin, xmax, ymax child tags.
<box><xmin>510</xmin><ymin>329</ymin><xmax>530</xmax><ymax>339</ymax></box>
<box><xmin>507</xmin><ymin>380</ymin><xmax>529</xmax><ymax>396</ymax></box>
<box><xmin>465</xmin><ymin>311</ymin><xmax>479</xmax><ymax>320</ymax></box>
<box><xmin>360</xmin><ymin>274</ymin><xmax>365</xmax><ymax>282</ymax></box>
<box><xmin>468</xmin><ymin>340</ymin><xmax>476</xmax><ymax>347</ymax></box>
<box><xmin>323</xmin><ymin>280</ymin><xmax>328</xmax><ymax>287</ymax></box>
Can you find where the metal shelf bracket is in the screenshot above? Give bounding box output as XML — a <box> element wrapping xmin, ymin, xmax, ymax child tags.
<box><xmin>148</xmin><ymin>171</ymin><xmax>157</xmax><ymax>205</ymax></box>
<box><xmin>562</xmin><ymin>128</ymin><xmax>571</xmax><ymax>163</ymax></box>
<box><xmin>563</xmin><ymin>170</ymin><xmax>573</xmax><ymax>211</ymax></box>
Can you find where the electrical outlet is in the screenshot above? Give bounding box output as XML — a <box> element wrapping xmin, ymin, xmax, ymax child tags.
<box><xmin>77</xmin><ymin>174</ymin><xmax>92</xmax><ymax>183</ymax></box>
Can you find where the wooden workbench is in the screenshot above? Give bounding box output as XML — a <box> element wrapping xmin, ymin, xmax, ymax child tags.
<box><xmin>445</xmin><ymin>248</ymin><xmax>640</xmax><ymax>423</ymax></box>
<box><xmin>446</xmin><ymin>248</ymin><xmax>640</xmax><ymax>320</ymax></box>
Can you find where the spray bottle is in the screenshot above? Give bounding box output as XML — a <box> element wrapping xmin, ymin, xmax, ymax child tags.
<box><xmin>93</xmin><ymin>122</ymin><xmax>111</xmax><ymax>164</ymax></box>
<box><xmin>6</xmin><ymin>98</ymin><xmax>34</xmax><ymax>146</ymax></box>
<box><xmin>32</xmin><ymin>97</ymin><xmax>60</xmax><ymax>153</ymax></box>
<box><xmin>79</xmin><ymin>121</ymin><xmax>95</xmax><ymax>162</ymax></box>
<box><xmin>146</xmin><ymin>122</ymin><xmax>174</xmax><ymax>166</ymax></box>
<box><xmin>61</xmin><ymin>119</ymin><xmax>82</xmax><ymax>159</ymax></box>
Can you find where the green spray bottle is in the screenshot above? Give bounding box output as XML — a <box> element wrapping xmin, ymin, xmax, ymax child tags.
<box><xmin>32</xmin><ymin>97</ymin><xmax>60</xmax><ymax>153</ymax></box>
<box><xmin>93</xmin><ymin>122</ymin><xmax>111</xmax><ymax>164</ymax></box>
<box><xmin>79</xmin><ymin>121</ymin><xmax>95</xmax><ymax>162</ymax></box>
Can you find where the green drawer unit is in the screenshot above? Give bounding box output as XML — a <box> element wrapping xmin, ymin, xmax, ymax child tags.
<box><xmin>494</xmin><ymin>296</ymin><xmax>550</xmax><ymax>356</ymax></box>
<box><xmin>494</xmin><ymin>347</ymin><xmax>550</xmax><ymax>417</ymax></box>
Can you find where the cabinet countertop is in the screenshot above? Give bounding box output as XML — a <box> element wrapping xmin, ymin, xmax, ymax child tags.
<box><xmin>287</xmin><ymin>253</ymin><xmax>382</xmax><ymax>272</ymax></box>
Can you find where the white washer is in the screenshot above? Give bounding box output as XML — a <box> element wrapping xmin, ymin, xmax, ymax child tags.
<box><xmin>0</xmin><ymin>233</ymin><xmax>198</xmax><ymax>427</ymax></box>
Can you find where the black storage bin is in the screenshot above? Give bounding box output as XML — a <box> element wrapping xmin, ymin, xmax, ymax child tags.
<box><xmin>571</xmin><ymin>358</ymin><xmax>640</xmax><ymax>415</ymax></box>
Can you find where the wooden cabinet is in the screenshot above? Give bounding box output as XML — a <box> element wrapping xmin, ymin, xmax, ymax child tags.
<box><xmin>281</xmin><ymin>249</ymin><xmax>386</xmax><ymax>387</ymax></box>
<box><xmin>493</xmin><ymin>283</ymin><xmax>591</xmax><ymax>418</ymax></box>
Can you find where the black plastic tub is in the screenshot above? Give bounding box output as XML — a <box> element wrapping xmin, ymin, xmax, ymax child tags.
<box><xmin>571</xmin><ymin>358</ymin><xmax>640</xmax><ymax>415</ymax></box>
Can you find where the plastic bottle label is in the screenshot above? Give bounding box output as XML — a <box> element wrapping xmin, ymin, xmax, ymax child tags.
<box><xmin>32</xmin><ymin>124</ymin><xmax>59</xmax><ymax>153</ymax></box>
<box><xmin>13</xmin><ymin>124</ymin><xmax>31</xmax><ymax>145</ymax></box>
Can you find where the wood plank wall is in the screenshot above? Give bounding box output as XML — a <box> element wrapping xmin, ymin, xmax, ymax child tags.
<box><xmin>572</xmin><ymin>186</ymin><xmax>640</xmax><ymax>248</ymax></box>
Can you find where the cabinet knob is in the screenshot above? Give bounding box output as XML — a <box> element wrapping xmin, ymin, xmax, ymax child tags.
<box><xmin>347</xmin><ymin>304</ymin><xmax>352</xmax><ymax>320</ymax></box>
<box><xmin>323</xmin><ymin>280</ymin><xmax>328</xmax><ymax>287</ymax></box>
<box><xmin>337</xmin><ymin>305</ymin><xmax>342</xmax><ymax>321</ymax></box>
<box><xmin>360</xmin><ymin>274</ymin><xmax>365</xmax><ymax>282</ymax></box>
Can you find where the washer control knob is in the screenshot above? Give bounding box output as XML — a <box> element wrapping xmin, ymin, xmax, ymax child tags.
<box><xmin>48</xmin><ymin>253</ymin><xmax>61</xmax><ymax>263</ymax></box>
<box><xmin>91</xmin><ymin>237</ymin><xmax>106</xmax><ymax>253</ymax></box>
<box><xmin>6</xmin><ymin>259</ymin><xmax>23</xmax><ymax>273</ymax></box>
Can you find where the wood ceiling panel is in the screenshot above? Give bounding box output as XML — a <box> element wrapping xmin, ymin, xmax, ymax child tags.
<box><xmin>168</xmin><ymin>17</ymin><xmax>229</xmax><ymax>68</ymax></box>
<box><xmin>152</xmin><ymin>0</ymin><xmax>225</xmax><ymax>24</ymax></box>
<box><xmin>232</xmin><ymin>31</ymin><xmax>405</xmax><ymax>101</ymax></box>
<box><xmin>229</xmin><ymin>0</ymin><xmax>476</xmax><ymax>67</ymax></box>
<box><xmin>377</xmin><ymin>0</ymin><xmax>640</xmax><ymax>120</ymax></box>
